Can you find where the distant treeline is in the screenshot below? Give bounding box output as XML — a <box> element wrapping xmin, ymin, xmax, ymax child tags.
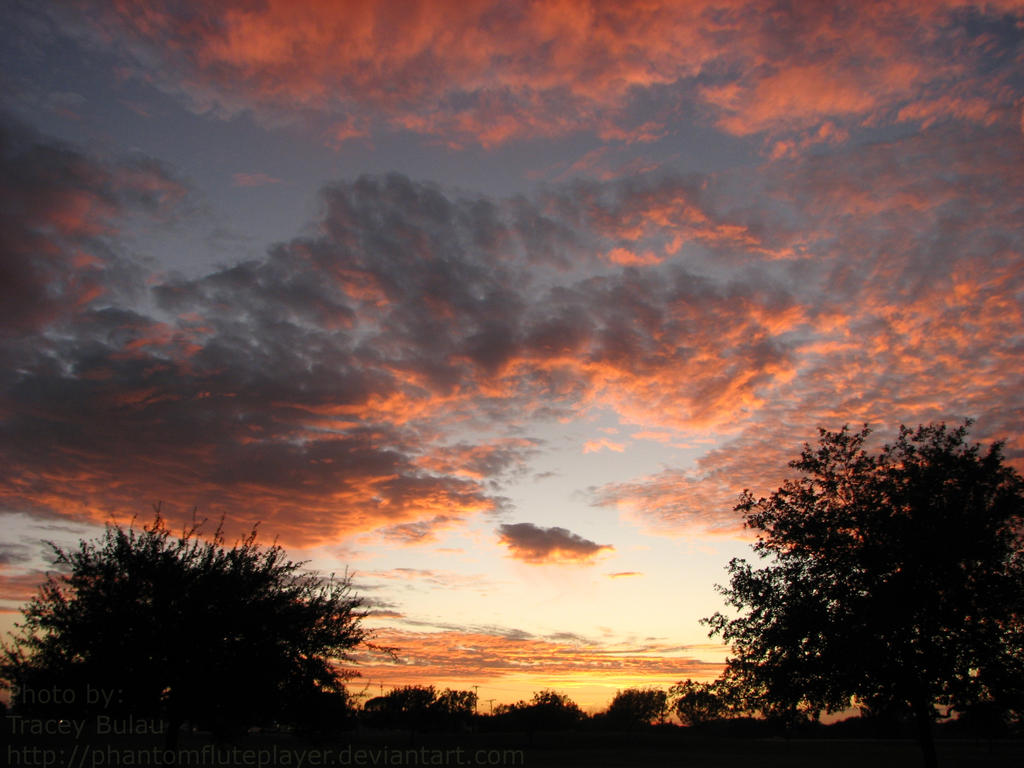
<box><xmin>283</xmin><ymin>682</ymin><xmax>1020</xmax><ymax>740</ymax></box>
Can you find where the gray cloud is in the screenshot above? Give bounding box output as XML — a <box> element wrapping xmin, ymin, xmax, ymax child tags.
<box><xmin>0</xmin><ymin>543</ymin><xmax>31</xmax><ymax>566</ymax></box>
<box><xmin>496</xmin><ymin>522</ymin><xmax>612</xmax><ymax>564</ymax></box>
<box><xmin>4</xmin><ymin>109</ymin><xmax>1020</xmax><ymax>551</ymax></box>
<box><xmin>0</xmin><ymin>115</ymin><xmax>184</xmax><ymax>334</ymax></box>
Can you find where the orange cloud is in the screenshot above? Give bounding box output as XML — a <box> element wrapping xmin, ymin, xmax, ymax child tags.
<box><xmin>413</xmin><ymin>439</ymin><xmax>542</xmax><ymax>480</ymax></box>
<box><xmin>0</xmin><ymin>574</ymin><xmax>47</xmax><ymax>614</ymax></box>
<box><xmin>604</xmin><ymin>247</ymin><xmax>663</xmax><ymax>266</ymax></box>
<box><xmin>588</xmin><ymin>120</ymin><xmax>1024</xmax><ymax>530</ymax></box>
<box><xmin>373</xmin><ymin>515</ymin><xmax>466</xmax><ymax>545</ymax></box>
<box><xmin>594</xmin><ymin>468</ymin><xmax>751</xmax><ymax>539</ymax></box>
<box><xmin>0</xmin><ymin>118</ymin><xmax>165</xmax><ymax>331</ymax></box>
<box><xmin>582</xmin><ymin>438</ymin><xmax>626</xmax><ymax>454</ymax></box>
<box><xmin>348</xmin><ymin>627</ymin><xmax>724</xmax><ymax>707</ymax></box>
<box><xmin>50</xmin><ymin>1</ymin><xmax>1020</xmax><ymax>150</ymax></box>
<box><xmin>66</xmin><ymin>0</ymin><xmax>715</xmax><ymax>145</ymax></box>
<box><xmin>3</xmin><ymin>109</ymin><xmax>1021</xmax><ymax>553</ymax></box>
<box><xmin>3</xmin><ymin>161</ymin><xmax>805</xmax><ymax>546</ymax></box>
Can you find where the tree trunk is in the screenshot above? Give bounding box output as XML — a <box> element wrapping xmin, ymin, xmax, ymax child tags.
<box><xmin>912</xmin><ymin>696</ymin><xmax>938</xmax><ymax>768</ymax></box>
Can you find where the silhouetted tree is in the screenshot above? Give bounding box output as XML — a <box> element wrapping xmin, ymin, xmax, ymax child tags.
<box><xmin>705</xmin><ymin>422</ymin><xmax>1024</xmax><ymax>768</ymax></box>
<box><xmin>0</xmin><ymin>514</ymin><xmax>368</xmax><ymax>742</ymax></box>
<box><xmin>432</xmin><ymin>687</ymin><xmax>478</xmax><ymax>729</ymax></box>
<box><xmin>361</xmin><ymin>685</ymin><xmax>477</xmax><ymax>732</ymax></box>
<box><xmin>670</xmin><ymin>678</ymin><xmax>732</xmax><ymax>726</ymax></box>
<box><xmin>365</xmin><ymin>685</ymin><xmax>436</xmax><ymax>731</ymax></box>
<box><xmin>602</xmin><ymin>687</ymin><xmax>667</xmax><ymax>729</ymax></box>
<box><xmin>493</xmin><ymin>689</ymin><xmax>585</xmax><ymax>731</ymax></box>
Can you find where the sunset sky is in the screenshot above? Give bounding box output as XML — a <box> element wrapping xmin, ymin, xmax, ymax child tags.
<box><xmin>1</xmin><ymin>0</ymin><xmax>1022</xmax><ymax>711</ymax></box>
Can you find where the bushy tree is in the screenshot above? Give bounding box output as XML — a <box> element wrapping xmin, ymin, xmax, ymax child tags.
<box><xmin>364</xmin><ymin>685</ymin><xmax>436</xmax><ymax>731</ymax></box>
<box><xmin>361</xmin><ymin>686</ymin><xmax>477</xmax><ymax>732</ymax></box>
<box><xmin>1</xmin><ymin>514</ymin><xmax>368</xmax><ymax>739</ymax></box>
<box><xmin>493</xmin><ymin>689</ymin><xmax>584</xmax><ymax>731</ymax></box>
<box><xmin>670</xmin><ymin>678</ymin><xmax>732</xmax><ymax>726</ymax></box>
<box><xmin>705</xmin><ymin>422</ymin><xmax>1024</xmax><ymax>767</ymax></box>
<box><xmin>432</xmin><ymin>687</ymin><xmax>478</xmax><ymax>728</ymax></box>
<box><xmin>603</xmin><ymin>687</ymin><xmax>667</xmax><ymax>729</ymax></box>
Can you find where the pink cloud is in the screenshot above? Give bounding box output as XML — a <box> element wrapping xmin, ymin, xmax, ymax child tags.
<box><xmin>54</xmin><ymin>2</ymin><xmax>1022</xmax><ymax>148</ymax></box>
<box><xmin>604</xmin><ymin>247</ymin><xmax>663</xmax><ymax>267</ymax></box>
<box><xmin>583</xmin><ymin>438</ymin><xmax>626</xmax><ymax>454</ymax></box>
<box><xmin>3</xmin><ymin>109</ymin><xmax>1021</xmax><ymax>552</ymax></box>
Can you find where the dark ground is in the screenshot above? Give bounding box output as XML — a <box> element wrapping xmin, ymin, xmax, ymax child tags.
<box><xmin>6</xmin><ymin>728</ymin><xmax>1024</xmax><ymax>768</ymax></box>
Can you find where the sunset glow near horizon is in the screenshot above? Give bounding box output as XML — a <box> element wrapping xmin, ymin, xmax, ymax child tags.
<box><xmin>1</xmin><ymin>0</ymin><xmax>1022</xmax><ymax>712</ymax></box>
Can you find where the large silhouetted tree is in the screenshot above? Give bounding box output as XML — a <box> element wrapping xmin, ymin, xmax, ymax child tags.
<box><xmin>705</xmin><ymin>422</ymin><xmax>1024</xmax><ymax>768</ymax></box>
<box><xmin>1</xmin><ymin>514</ymin><xmax>368</xmax><ymax>741</ymax></box>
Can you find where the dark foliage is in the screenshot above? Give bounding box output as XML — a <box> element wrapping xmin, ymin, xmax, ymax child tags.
<box><xmin>705</xmin><ymin>422</ymin><xmax>1024</xmax><ymax>766</ymax></box>
<box><xmin>670</xmin><ymin>678</ymin><xmax>733</xmax><ymax>726</ymax></box>
<box><xmin>491</xmin><ymin>689</ymin><xmax>585</xmax><ymax>731</ymax></box>
<box><xmin>0</xmin><ymin>514</ymin><xmax>368</xmax><ymax>738</ymax></box>
<box><xmin>598</xmin><ymin>687</ymin><xmax>667</xmax><ymax>729</ymax></box>
<box><xmin>360</xmin><ymin>685</ymin><xmax>477</xmax><ymax>732</ymax></box>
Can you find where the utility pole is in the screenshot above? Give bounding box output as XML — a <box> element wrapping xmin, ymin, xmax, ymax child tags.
<box><xmin>486</xmin><ymin>699</ymin><xmax>495</xmax><ymax>715</ymax></box>
<box><xmin>473</xmin><ymin>685</ymin><xmax>479</xmax><ymax>713</ymax></box>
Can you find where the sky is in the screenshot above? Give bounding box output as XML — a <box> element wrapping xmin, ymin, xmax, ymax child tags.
<box><xmin>0</xmin><ymin>0</ymin><xmax>1022</xmax><ymax>712</ymax></box>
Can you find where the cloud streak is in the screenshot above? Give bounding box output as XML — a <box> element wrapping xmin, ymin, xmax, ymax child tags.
<box><xmin>351</xmin><ymin>627</ymin><xmax>723</xmax><ymax>688</ymax></box>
